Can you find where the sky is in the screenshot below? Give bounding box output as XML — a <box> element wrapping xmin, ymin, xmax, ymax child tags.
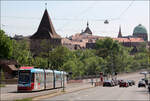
<box><xmin>1</xmin><ymin>1</ymin><xmax>149</xmax><ymax>40</ymax></box>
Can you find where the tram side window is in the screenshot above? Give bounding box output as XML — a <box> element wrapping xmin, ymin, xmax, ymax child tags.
<box><xmin>55</xmin><ymin>74</ymin><xmax>61</xmax><ymax>81</ymax></box>
<box><xmin>50</xmin><ymin>73</ymin><xmax>53</xmax><ymax>82</ymax></box>
<box><xmin>36</xmin><ymin>73</ymin><xmax>39</xmax><ymax>83</ymax></box>
<box><xmin>41</xmin><ymin>72</ymin><xmax>44</xmax><ymax>83</ymax></box>
<box><xmin>47</xmin><ymin>73</ymin><xmax>51</xmax><ymax>83</ymax></box>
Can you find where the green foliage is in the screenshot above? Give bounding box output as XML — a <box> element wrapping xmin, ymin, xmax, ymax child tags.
<box><xmin>96</xmin><ymin>38</ymin><xmax>125</xmax><ymax>74</ymax></box>
<box><xmin>49</xmin><ymin>46</ymin><xmax>71</xmax><ymax>70</ymax></box>
<box><xmin>33</xmin><ymin>38</ymin><xmax>149</xmax><ymax>78</ymax></box>
<box><xmin>0</xmin><ymin>69</ymin><xmax>5</xmax><ymax>82</ymax></box>
<box><xmin>12</xmin><ymin>39</ymin><xmax>32</xmax><ymax>66</ymax></box>
<box><xmin>83</xmin><ymin>56</ymin><xmax>104</xmax><ymax>75</ymax></box>
<box><xmin>32</xmin><ymin>57</ymin><xmax>47</xmax><ymax>68</ymax></box>
<box><xmin>132</xmin><ymin>52</ymin><xmax>149</xmax><ymax>69</ymax></box>
<box><xmin>1</xmin><ymin>29</ymin><xmax>148</xmax><ymax>78</ymax></box>
<box><xmin>71</xmin><ymin>58</ymin><xmax>84</xmax><ymax>78</ymax></box>
<box><xmin>96</xmin><ymin>38</ymin><xmax>121</xmax><ymax>58</ymax></box>
<box><xmin>0</xmin><ymin>30</ymin><xmax>13</xmax><ymax>59</ymax></box>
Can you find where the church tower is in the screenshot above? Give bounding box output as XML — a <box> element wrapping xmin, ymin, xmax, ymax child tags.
<box><xmin>31</xmin><ymin>9</ymin><xmax>61</xmax><ymax>39</ymax></box>
<box><xmin>118</xmin><ymin>26</ymin><xmax>122</xmax><ymax>38</ymax></box>
<box><xmin>30</xmin><ymin>8</ymin><xmax>61</xmax><ymax>56</ymax></box>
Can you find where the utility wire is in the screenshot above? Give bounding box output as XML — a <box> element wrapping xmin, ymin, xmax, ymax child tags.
<box><xmin>96</xmin><ymin>0</ymin><xmax>135</xmax><ymax>21</ymax></box>
<box><xmin>118</xmin><ymin>0</ymin><xmax>135</xmax><ymax>19</ymax></box>
<box><xmin>1</xmin><ymin>0</ymin><xmax>135</xmax><ymax>30</ymax></box>
<box><xmin>1</xmin><ymin>1</ymin><xmax>135</xmax><ymax>22</ymax></box>
<box><xmin>57</xmin><ymin>1</ymin><xmax>97</xmax><ymax>31</ymax></box>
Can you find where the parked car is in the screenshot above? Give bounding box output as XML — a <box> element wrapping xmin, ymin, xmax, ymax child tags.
<box><xmin>148</xmin><ymin>83</ymin><xmax>150</xmax><ymax>93</ymax></box>
<box><xmin>112</xmin><ymin>79</ymin><xmax>118</xmax><ymax>86</ymax></box>
<box><xmin>119</xmin><ymin>81</ymin><xmax>129</xmax><ymax>87</ymax></box>
<box><xmin>103</xmin><ymin>80</ymin><xmax>114</xmax><ymax>87</ymax></box>
<box><xmin>141</xmin><ymin>78</ymin><xmax>148</xmax><ymax>85</ymax></box>
<box><xmin>127</xmin><ymin>80</ymin><xmax>133</xmax><ymax>86</ymax></box>
<box><xmin>131</xmin><ymin>80</ymin><xmax>135</xmax><ymax>85</ymax></box>
<box><xmin>118</xmin><ymin>79</ymin><xmax>124</xmax><ymax>85</ymax></box>
<box><xmin>138</xmin><ymin>81</ymin><xmax>146</xmax><ymax>88</ymax></box>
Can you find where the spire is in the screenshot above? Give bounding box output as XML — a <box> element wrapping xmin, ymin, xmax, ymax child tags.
<box><xmin>45</xmin><ymin>3</ymin><xmax>47</xmax><ymax>9</ymax></box>
<box><xmin>31</xmin><ymin>9</ymin><xmax>61</xmax><ymax>39</ymax></box>
<box><xmin>87</xmin><ymin>21</ymin><xmax>89</xmax><ymax>27</ymax></box>
<box><xmin>118</xmin><ymin>25</ymin><xmax>122</xmax><ymax>38</ymax></box>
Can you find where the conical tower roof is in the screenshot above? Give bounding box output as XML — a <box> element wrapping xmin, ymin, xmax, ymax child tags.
<box><xmin>31</xmin><ymin>9</ymin><xmax>61</xmax><ymax>39</ymax></box>
<box><xmin>118</xmin><ymin>26</ymin><xmax>122</xmax><ymax>38</ymax></box>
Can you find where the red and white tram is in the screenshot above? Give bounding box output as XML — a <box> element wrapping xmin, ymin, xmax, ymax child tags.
<box><xmin>18</xmin><ymin>67</ymin><xmax>67</xmax><ymax>91</ymax></box>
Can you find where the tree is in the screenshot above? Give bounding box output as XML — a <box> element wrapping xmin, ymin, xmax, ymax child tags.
<box><xmin>96</xmin><ymin>38</ymin><xmax>124</xmax><ymax>74</ymax></box>
<box><xmin>12</xmin><ymin>39</ymin><xmax>32</xmax><ymax>66</ymax></box>
<box><xmin>49</xmin><ymin>46</ymin><xmax>71</xmax><ymax>70</ymax></box>
<box><xmin>32</xmin><ymin>57</ymin><xmax>47</xmax><ymax>68</ymax></box>
<box><xmin>132</xmin><ymin>52</ymin><xmax>149</xmax><ymax>69</ymax></box>
<box><xmin>0</xmin><ymin>30</ymin><xmax>13</xmax><ymax>59</ymax></box>
<box><xmin>72</xmin><ymin>58</ymin><xmax>84</xmax><ymax>78</ymax></box>
<box><xmin>96</xmin><ymin>38</ymin><xmax>121</xmax><ymax>58</ymax></box>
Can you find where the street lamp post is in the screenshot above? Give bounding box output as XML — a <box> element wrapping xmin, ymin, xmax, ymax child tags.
<box><xmin>111</xmin><ymin>51</ymin><xmax>114</xmax><ymax>80</ymax></box>
<box><xmin>62</xmin><ymin>70</ymin><xmax>65</xmax><ymax>92</ymax></box>
<box><xmin>148</xmin><ymin>45</ymin><xmax>150</xmax><ymax>84</ymax></box>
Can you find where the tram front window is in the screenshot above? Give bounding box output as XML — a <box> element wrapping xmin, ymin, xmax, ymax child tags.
<box><xmin>19</xmin><ymin>70</ymin><xmax>30</xmax><ymax>84</ymax></box>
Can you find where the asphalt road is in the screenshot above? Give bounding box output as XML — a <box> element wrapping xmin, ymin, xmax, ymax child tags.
<box><xmin>44</xmin><ymin>72</ymin><xmax>150</xmax><ymax>101</ymax></box>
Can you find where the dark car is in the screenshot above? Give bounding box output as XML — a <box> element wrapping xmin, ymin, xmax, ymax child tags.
<box><xmin>103</xmin><ymin>80</ymin><xmax>114</xmax><ymax>87</ymax></box>
<box><xmin>118</xmin><ymin>80</ymin><xmax>124</xmax><ymax>85</ymax></box>
<box><xmin>148</xmin><ymin>83</ymin><xmax>150</xmax><ymax>93</ymax></box>
<box><xmin>141</xmin><ymin>78</ymin><xmax>148</xmax><ymax>85</ymax></box>
<box><xmin>138</xmin><ymin>81</ymin><xmax>146</xmax><ymax>87</ymax></box>
<box><xmin>127</xmin><ymin>80</ymin><xmax>133</xmax><ymax>86</ymax></box>
<box><xmin>119</xmin><ymin>81</ymin><xmax>129</xmax><ymax>87</ymax></box>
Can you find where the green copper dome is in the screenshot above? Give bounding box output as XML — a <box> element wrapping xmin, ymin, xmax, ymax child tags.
<box><xmin>133</xmin><ymin>24</ymin><xmax>147</xmax><ymax>34</ymax></box>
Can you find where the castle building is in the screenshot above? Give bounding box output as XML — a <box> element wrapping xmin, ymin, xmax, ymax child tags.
<box><xmin>30</xmin><ymin>9</ymin><xmax>61</xmax><ymax>56</ymax></box>
<box><xmin>117</xmin><ymin>24</ymin><xmax>148</xmax><ymax>41</ymax></box>
<box><xmin>30</xmin><ymin>8</ymin><xmax>148</xmax><ymax>52</ymax></box>
<box><xmin>116</xmin><ymin>24</ymin><xmax>148</xmax><ymax>48</ymax></box>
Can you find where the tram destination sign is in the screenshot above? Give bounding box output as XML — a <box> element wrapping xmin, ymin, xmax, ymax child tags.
<box><xmin>19</xmin><ymin>70</ymin><xmax>30</xmax><ymax>75</ymax></box>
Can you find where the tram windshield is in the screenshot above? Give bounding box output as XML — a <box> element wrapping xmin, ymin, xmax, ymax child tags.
<box><xmin>18</xmin><ymin>70</ymin><xmax>30</xmax><ymax>84</ymax></box>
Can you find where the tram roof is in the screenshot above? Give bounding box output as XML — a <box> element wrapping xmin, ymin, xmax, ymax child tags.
<box><xmin>19</xmin><ymin>67</ymin><xmax>43</xmax><ymax>72</ymax></box>
<box><xmin>19</xmin><ymin>67</ymin><xmax>67</xmax><ymax>74</ymax></box>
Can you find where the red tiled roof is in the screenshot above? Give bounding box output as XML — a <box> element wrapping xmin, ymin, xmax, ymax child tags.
<box><xmin>113</xmin><ymin>38</ymin><xmax>144</xmax><ymax>42</ymax></box>
<box><xmin>62</xmin><ymin>34</ymin><xmax>106</xmax><ymax>48</ymax></box>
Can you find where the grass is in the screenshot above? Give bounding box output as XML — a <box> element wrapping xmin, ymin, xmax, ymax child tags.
<box><xmin>15</xmin><ymin>98</ymin><xmax>32</xmax><ymax>101</ymax></box>
<box><xmin>0</xmin><ymin>84</ymin><xmax>5</xmax><ymax>87</ymax></box>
